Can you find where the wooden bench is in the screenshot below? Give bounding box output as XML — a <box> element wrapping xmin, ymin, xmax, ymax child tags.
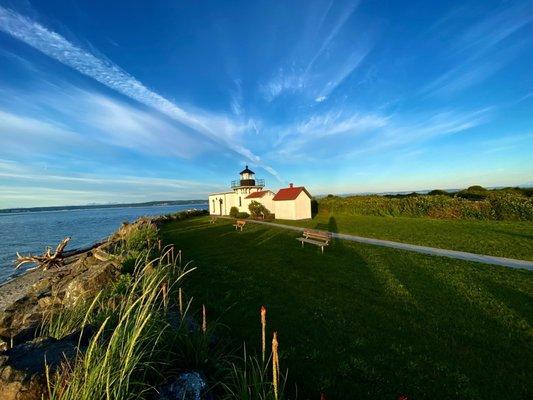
<box><xmin>209</xmin><ymin>216</ymin><xmax>217</xmax><ymax>224</ymax></box>
<box><xmin>233</xmin><ymin>220</ymin><xmax>246</xmax><ymax>231</ymax></box>
<box><xmin>296</xmin><ymin>229</ymin><xmax>332</xmax><ymax>254</ymax></box>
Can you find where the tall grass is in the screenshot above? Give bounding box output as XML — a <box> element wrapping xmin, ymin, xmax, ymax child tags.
<box><xmin>42</xmin><ymin>216</ymin><xmax>291</xmax><ymax>399</ymax></box>
<box><xmin>45</xmin><ymin>246</ymin><xmax>190</xmax><ymax>399</ymax></box>
<box><xmin>221</xmin><ymin>347</ymin><xmax>288</xmax><ymax>400</ymax></box>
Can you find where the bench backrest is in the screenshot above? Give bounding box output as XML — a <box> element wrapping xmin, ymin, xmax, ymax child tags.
<box><xmin>303</xmin><ymin>229</ymin><xmax>331</xmax><ymax>242</ymax></box>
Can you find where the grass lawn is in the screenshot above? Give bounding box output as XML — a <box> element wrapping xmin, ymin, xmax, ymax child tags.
<box><xmin>161</xmin><ymin>216</ymin><xmax>533</xmax><ymax>400</ymax></box>
<box><xmin>277</xmin><ymin>210</ymin><xmax>533</xmax><ymax>261</ymax></box>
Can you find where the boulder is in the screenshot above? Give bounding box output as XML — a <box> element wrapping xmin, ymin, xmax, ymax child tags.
<box><xmin>0</xmin><ymin>253</ymin><xmax>120</xmax><ymax>340</ymax></box>
<box><xmin>57</xmin><ymin>260</ymin><xmax>119</xmax><ymax>308</ymax></box>
<box><xmin>0</xmin><ymin>328</ymin><xmax>93</xmax><ymax>400</ymax></box>
<box><xmin>157</xmin><ymin>371</ymin><xmax>211</xmax><ymax>400</ymax></box>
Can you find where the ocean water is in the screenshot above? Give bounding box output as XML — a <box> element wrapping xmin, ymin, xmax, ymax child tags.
<box><xmin>0</xmin><ymin>204</ymin><xmax>207</xmax><ymax>284</ymax></box>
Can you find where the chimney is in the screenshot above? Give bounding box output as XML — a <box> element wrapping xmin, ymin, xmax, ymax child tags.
<box><xmin>289</xmin><ymin>183</ymin><xmax>293</xmax><ymax>188</ymax></box>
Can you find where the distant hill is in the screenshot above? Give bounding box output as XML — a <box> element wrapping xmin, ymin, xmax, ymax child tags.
<box><xmin>0</xmin><ymin>200</ymin><xmax>208</xmax><ymax>214</ymax></box>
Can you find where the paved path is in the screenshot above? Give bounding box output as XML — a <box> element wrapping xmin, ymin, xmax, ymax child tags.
<box><xmin>224</xmin><ymin>218</ymin><xmax>533</xmax><ymax>271</ymax></box>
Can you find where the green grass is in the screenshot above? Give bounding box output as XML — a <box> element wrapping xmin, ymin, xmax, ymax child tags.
<box><xmin>277</xmin><ymin>210</ymin><xmax>533</xmax><ymax>260</ymax></box>
<box><xmin>161</xmin><ymin>216</ymin><xmax>533</xmax><ymax>400</ymax></box>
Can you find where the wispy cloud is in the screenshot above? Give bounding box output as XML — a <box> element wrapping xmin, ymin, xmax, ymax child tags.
<box><xmin>260</xmin><ymin>71</ymin><xmax>304</xmax><ymax>102</ymax></box>
<box><xmin>423</xmin><ymin>2</ymin><xmax>533</xmax><ymax>97</ymax></box>
<box><xmin>260</xmin><ymin>0</ymin><xmax>373</xmax><ymax>102</ymax></box>
<box><xmin>270</xmin><ymin>107</ymin><xmax>491</xmax><ymax>161</ymax></box>
<box><xmin>304</xmin><ymin>0</ymin><xmax>360</xmax><ymax>73</ymax></box>
<box><xmin>453</xmin><ymin>2</ymin><xmax>533</xmax><ymax>57</ymax></box>
<box><xmin>0</xmin><ymin>88</ymin><xmax>208</xmax><ymax>160</ymax></box>
<box><xmin>0</xmin><ymin>6</ymin><xmax>279</xmax><ymax>177</ymax></box>
<box><xmin>0</xmin><ymin>160</ymin><xmax>225</xmax><ymax>208</ymax></box>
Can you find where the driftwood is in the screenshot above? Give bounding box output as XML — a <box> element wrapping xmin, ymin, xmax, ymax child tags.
<box><xmin>15</xmin><ymin>237</ymin><xmax>71</xmax><ymax>271</ymax></box>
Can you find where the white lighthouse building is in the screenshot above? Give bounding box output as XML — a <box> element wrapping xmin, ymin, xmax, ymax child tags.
<box><xmin>208</xmin><ymin>166</ymin><xmax>312</xmax><ymax>220</ymax></box>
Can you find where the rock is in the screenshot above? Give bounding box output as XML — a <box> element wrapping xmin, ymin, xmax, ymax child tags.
<box><xmin>0</xmin><ymin>328</ymin><xmax>93</xmax><ymax>400</ymax></box>
<box><xmin>58</xmin><ymin>260</ymin><xmax>119</xmax><ymax>308</ymax></box>
<box><xmin>0</xmin><ymin>254</ymin><xmax>120</xmax><ymax>341</ymax></box>
<box><xmin>157</xmin><ymin>371</ymin><xmax>211</xmax><ymax>400</ymax></box>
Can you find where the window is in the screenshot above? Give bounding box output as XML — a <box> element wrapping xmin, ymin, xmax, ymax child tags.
<box><xmin>239</xmin><ymin>196</ymin><xmax>242</xmax><ymax>206</ymax></box>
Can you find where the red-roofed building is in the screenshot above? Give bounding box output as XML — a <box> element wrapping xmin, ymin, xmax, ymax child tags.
<box><xmin>273</xmin><ymin>183</ymin><xmax>312</xmax><ymax>220</ymax></box>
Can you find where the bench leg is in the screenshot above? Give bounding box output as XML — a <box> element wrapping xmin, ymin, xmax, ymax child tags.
<box><xmin>301</xmin><ymin>241</ymin><xmax>304</xmax><ymax>248</ymax></box>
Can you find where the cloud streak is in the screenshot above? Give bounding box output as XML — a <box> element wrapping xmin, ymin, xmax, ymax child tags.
<box><xmin>423</xmin><ymin>2</ymin><xmax>533</xmax><ymax>97</ymax></box>
<box><xmin>0</xmin><ymin>6</ymin><xmax>279</xmax><ymax>177</ymax></box>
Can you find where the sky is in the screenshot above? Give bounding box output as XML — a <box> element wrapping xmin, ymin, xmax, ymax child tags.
<box><xmin>0</xmin><ymin>0</ymin><xmax>532</xmax><ymax>208</ymax></box>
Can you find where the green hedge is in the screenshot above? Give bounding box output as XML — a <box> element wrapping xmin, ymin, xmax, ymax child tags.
<box><xmin>319</xmin><ymin>192</ymin><xmax>533</xmax><ymax>221</ymax></box>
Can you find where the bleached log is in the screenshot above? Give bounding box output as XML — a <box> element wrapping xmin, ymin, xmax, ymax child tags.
<box><xmin>15</xmin><ymin>237</ymin><xmax>71</xmax><ymax>271</ymax></box>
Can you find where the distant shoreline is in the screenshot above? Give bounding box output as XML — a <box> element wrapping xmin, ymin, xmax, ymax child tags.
<box><xmin>0</xmin><ymin>200</ymin><xmax>208</xmax><ymax>215</ymax></box>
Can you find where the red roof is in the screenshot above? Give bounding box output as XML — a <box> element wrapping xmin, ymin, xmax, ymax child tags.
<box><xmin>245</xmin><ymin>190</ymin><xmax>271</xmax><ymax>199</ymax></box>
<box><xmin>273</xmin><ymin>186</ymin><xmax>311</xmax><ymax>201</ymax></box>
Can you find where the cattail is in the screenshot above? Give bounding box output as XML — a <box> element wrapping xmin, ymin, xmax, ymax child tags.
<box><xmin>261</xmin><ymin>305</ymin><xmax>267</xmax><ymax>363</ymax></box>
<box><xmin>178</xmin><ymin>287</ymin><xmax>183</xmax><ymax>316</ymax></box>
<box><xmin>272</xmin><ymin>331</ymin><xmax>279</xmax><ymax>400</ymax></box>
<box><xmin>202</xmin><ymin>304</ymin><xmax>207</xmax><ymax>334</ymax></box>
<box><xmin>161</xmin><ymin>283</ymin><xmax>168</xmax><ymax>308</ymax></box>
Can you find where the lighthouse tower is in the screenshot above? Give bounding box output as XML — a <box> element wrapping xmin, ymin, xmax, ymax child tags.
<box><xmin>231</xmin><ymin>165</ymin><xmax>265</xmax><ymax>210</ymax></box>
<box><xmin>232</xmin><ymin>165</ymin><xmax>264</xmax><ymax>192</ymax></box>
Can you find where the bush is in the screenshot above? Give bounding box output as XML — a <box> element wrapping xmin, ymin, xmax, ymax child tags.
<box><xmin>229</xmin><ymin>206</ymin><xmax>239</xmax><ymax>218</ymax></box>
<box><xmin>248</xmin><ymin>200</ymin><xmax>270</xmax><ymax>219</ymax></box>
<box><xmin>318</xmin><ymin>189</ymin><xmax>533</xmax><ymax>221</ymax></box>
<box><xmin>125</xmin><ymin>223</ymin><xmax>158</xmax><ymax>252</ymax></box>
<box><xmin>428</xmin><ymin>189</ymin><xmax>449</xmax><ymax>196</ymax></box>
<box><xmin>157</xmin><ymin>209</ymin><xmax>209</xmax><ymax>222</ymax></box>
<box><xmin>311</xmin><ymin>199</ymin><xmax>319</xmax><ymax>216</ymax></box>
<box><xmin>236</xmin><ymin>212</ymin><xmax>249</xmax><ymax>219</ymax></box>
<box><xmin>456</xmin><ymin>185</ymin><xmax>489</xmax><ymax>200</ymax></box>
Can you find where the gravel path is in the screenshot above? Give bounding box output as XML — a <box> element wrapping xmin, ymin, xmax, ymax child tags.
<box><xmin>235</xmin><ymin>218</ymin><xmax>533</xmax><ymax>271</ymax></box>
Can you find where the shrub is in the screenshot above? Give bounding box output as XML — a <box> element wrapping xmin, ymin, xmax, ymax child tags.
<box><xmin>248</xmin><ymin>201</ymin><xmax>270</xmax><ymax>218</ymax></box>
<box><xmin>317</xmin><ymin>189</ymin><xmax>533</xmax><ymax>221</ymax></box>
<box><xmin>125</xmin><ymin>223</ymin><xmax>158</xmax><ymax>252</ymax></box>
<box><xmin>311</xmin><ymin>199</ymin><xmax>319</xmax><ymax>216</ymax></box>
<box><xmin>468</xmin><ymin>185</ymin><xmax>487</xmax><ymax>192</ymax></box>
<box><xmin>236</xmin><ymin>212</ymin><xmax>249</xmax><ymax>219</ymax></box>
<box><xmin>121</xmin><ymin>256</ymin><xmax>137</xmax><ymax>274</ymax></box>
<box><xmin>428</xmin><ymin>189</ymin><xmax>449</xmax><ymax>196</ymax></box>
<box><xmin>229</xmin><ymin>206</ymin><xmax>239</xmax><ymax>218</ymax></box>
<box><xmin>456</xmin><ymin>185</ymin><xmax>489</xmax><ymax>200</ymax></box>
<box><xmin>157</xmin><ymin>209</ymin><xmax>209</xmax><ymax>222</ymax></box>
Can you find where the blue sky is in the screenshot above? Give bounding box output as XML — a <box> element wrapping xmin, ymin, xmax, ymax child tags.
<box><xmin>0</xmin><ymin>0</ymin><xmax>532</xmax><ymax>208</ymax></box>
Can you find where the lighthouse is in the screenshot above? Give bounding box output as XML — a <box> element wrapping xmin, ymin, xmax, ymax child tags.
<box><xmin>208</xmin><ymin>165</ymin><xmax>312</xmax><ymax>219</ymax></box>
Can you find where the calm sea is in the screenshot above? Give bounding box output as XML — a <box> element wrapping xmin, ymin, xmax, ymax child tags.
<box><xmin>0</xmin><ymin>204</ymin><xmax>207</xmax><ymax>284</ymax></box>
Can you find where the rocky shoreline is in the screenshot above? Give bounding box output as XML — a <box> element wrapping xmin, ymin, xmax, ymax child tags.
<box><xmin>0</xmin><ymin>210</ymin><xmax>209</xmax><ymax>400</ymax></box>
<box><xmin>0</xmin><ymin>226</ymin><xmax>126</xmax><ymax>399</ymax></box>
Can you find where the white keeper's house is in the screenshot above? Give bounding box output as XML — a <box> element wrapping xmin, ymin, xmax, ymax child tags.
<box><xmin>208</xmin><ymin>166</ymin><xmax>312</xmax><ymax>220</ymax></box>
